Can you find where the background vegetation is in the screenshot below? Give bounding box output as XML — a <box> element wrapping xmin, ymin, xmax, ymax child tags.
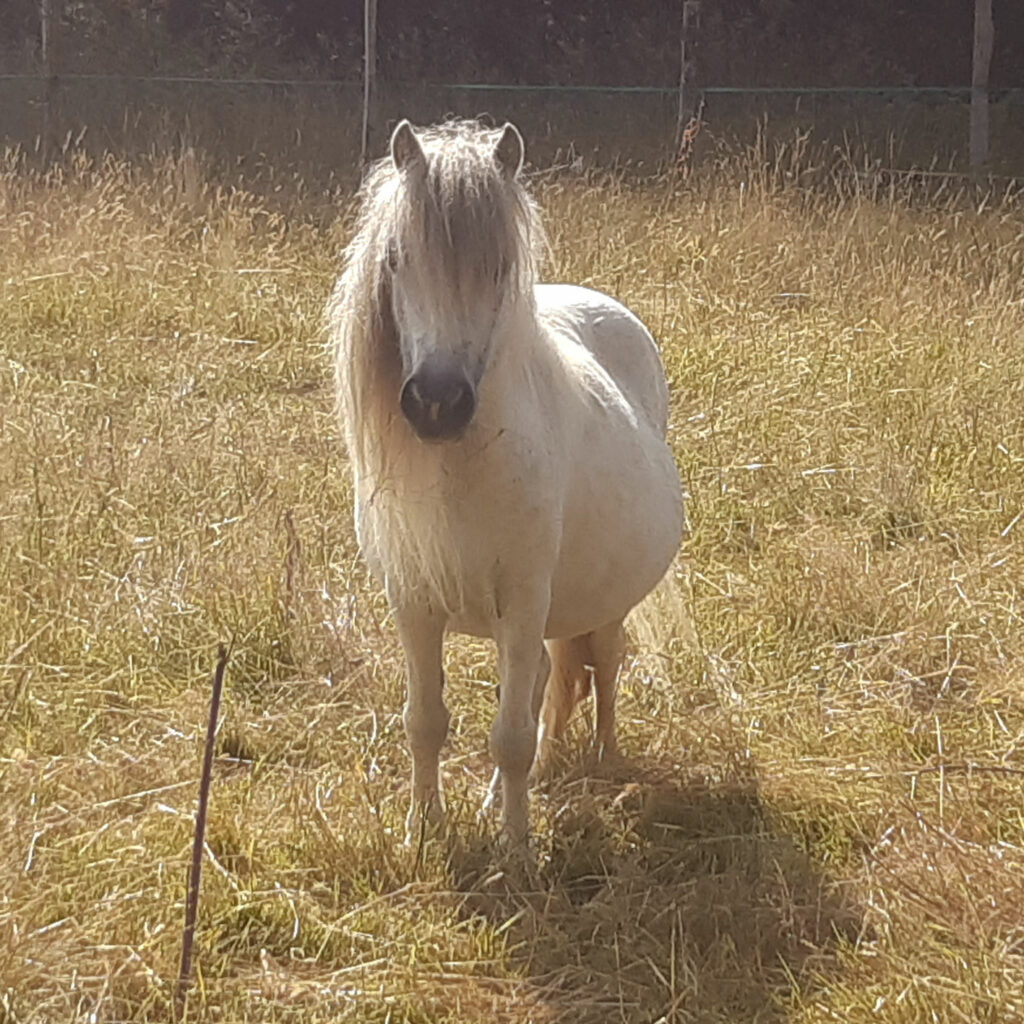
<box><xmin>1</xmin><ymin>124</ymin><xmax>1023</xmax><ymax>1021</ymax></box>
<box><xmin>2</xmin><ymin>0</ymin><xmax>1023</xmax><ymax>88</ymax></box>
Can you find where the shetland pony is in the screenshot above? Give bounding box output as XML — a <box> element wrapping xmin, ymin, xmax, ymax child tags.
<box><xmin>329</xmin><ymin>119</ymin><xmax>682</xmax><ymax>846</ymax></box>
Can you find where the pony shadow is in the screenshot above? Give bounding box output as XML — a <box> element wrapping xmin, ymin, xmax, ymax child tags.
<box><xmin>448</xmin><ymin>756</ymin><xmax>863</xmax><ymax>1024</ymax></box>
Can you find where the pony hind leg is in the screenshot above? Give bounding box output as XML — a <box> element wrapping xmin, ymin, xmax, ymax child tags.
<box><xmin>535</xmin><ymin>634</ymin><xmax>591</xmax><ymax>776</ymax></box>
<box><xmin>589</xmin><ymin>619</ymin><xmax>626</xmax><ymax>761</ymax></box>
<box><xmin>535</xmin><ymin>621</ymin><xmax>625</xmax><ymax>771</ymax></box>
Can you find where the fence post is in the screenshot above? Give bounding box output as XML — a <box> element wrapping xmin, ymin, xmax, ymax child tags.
<box><xmin>970</xmin><ymin>0</ymin><xmax>994</xmax><ymax>170</ymax></box>
<box><xmin>361</xmin><ymin>0</ymin><xmax>379</xmax><ymax>167</ymax></box>
<box><xmin>39</xmin><ymin>0</ymin><xmax>55</xmax><ymax>158</ymax></box>
<box><xmin>674</xmin><ymin>0</ymin><xmax>702</xmax><ymax>157</ymax></box>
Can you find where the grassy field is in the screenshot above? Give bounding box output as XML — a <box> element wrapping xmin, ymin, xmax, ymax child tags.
<box><xmin>1</xmin><ymin>137</ymin><xmax>1023</xmax><ymax>1022</ymax></box>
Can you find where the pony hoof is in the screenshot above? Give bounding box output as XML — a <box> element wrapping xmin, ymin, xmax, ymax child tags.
<box><xmin>530</xmin><ymin>756</ymin><xmax>555</xmax><ymax>785</ymax></box>
<box><xmin>404</xmin><ymin>819</ymin><xmax>446</xmax><ymax>851</ymax></box>
<box><xmin>404</xmin><ymin>800</ymin><xmax>446</xmax><ymax>848</ymax></box>
<box><xmin>531</xmin><ymin>739</ymin><xmax>570</xmax><ymax>783</ymax></box>
<box><xmin>582</xmin><ymin>741</ymin><xmax>619</xmax><ymax>773</ymax></box>
<box><xmin>495</xmin><ymin>832</ymin><xmax>537</xmax><ymax>886</ymax></box>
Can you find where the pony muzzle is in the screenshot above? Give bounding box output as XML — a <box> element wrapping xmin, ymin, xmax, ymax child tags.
<box><xmin>400</xmin><ymin>362</ymin><xmax>478</xmax><ymax>441</ymax></box>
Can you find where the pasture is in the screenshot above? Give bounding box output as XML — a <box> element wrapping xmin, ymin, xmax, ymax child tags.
<box><xmin>1</xmin><ymin>137</ymin><xmax>1023</xmax><ymax>1022</ymax></box>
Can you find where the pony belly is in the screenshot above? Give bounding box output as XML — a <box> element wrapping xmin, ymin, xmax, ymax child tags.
<box><xmin>544</xmin><ymin>538</ymin><xmax>678</xmax><ymax>639</ymax></box>
<box><xmin>545</xmin><ymin>448</ymin><xmax>683</xmax><ymax>639</ymax></box>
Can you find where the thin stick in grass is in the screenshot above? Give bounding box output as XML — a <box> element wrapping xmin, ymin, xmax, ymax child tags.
<box><xmin>175</xmin><ymin>642</ymin><xmax>229</xmax><ymax>1017</ymax></box>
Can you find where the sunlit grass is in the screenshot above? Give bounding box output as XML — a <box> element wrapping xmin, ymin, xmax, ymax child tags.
<box><xmin>1</xmin><ymin>137</ymin><xmax>1023</xmax><ymax>1022</ymax></box>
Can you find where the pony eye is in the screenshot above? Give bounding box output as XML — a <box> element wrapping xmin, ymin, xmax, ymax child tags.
<box><xmin>386</xmin><ymin>241</ymin><xmax>400</xmax><ymax>272</ymax></box>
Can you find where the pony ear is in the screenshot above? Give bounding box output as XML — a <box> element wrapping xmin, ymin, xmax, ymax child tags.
<box><xmin>494</xmin><ymin>123</ymin><xmax>524</xmax><ymax>178</ymax></box>
<box><xmin>390</xmin><ymin>119</ymin><xmax>425</xmax><ymax>172</ymax></box>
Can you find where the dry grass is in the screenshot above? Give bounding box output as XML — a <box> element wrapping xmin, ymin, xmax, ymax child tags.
<box><xmin>1</xmin><ymin>137</ymin><xmax>1023</xmax><ymax>1022</ymax></box>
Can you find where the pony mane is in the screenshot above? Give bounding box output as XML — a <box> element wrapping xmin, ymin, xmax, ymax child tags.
<box><xmin>328</xmin><ymin>119</ymin><xmax>545</xmax><ymax>602</ymax></box>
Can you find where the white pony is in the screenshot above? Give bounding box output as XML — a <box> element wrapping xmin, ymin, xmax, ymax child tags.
<box><xmin>329</xmin><ymin>119</ymin><xmax>683</xmax><ymax>847</ymax></box>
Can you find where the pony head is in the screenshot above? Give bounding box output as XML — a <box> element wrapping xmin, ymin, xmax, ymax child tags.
<box><xmin>382</xmin><ymin>119</ymin><xmax>532</xmax><ymax>441</ymax></box>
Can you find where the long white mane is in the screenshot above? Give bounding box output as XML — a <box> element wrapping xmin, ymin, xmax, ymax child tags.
<box><xmin>328</xmin><ymin>120</ymin><xmax>545</xmax><ymax>601</ymax></box>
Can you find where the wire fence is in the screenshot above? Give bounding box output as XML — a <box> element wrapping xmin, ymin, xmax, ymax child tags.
<box><xmin>3</xmin><ymin>73</ymin><xmax>1022</xmax><ymax>179</ymax></box>
<box><xmin>2</xmin><ymin>73</ymin><xmax>1024</xmax><ymax>100</ymax></box>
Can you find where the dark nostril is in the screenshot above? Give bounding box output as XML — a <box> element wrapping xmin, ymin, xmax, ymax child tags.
<box><xmin>399</xmin><ymin>377</ymin><xmax>423</xmax><ymax>422</ymax></box>
<box><xmin>450</xmin><ymin>381</ymin><xmax>473</xmax><ymax>416</ymax></box>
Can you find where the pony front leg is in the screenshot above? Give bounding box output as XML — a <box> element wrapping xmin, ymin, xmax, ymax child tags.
<box><xmin>393</xmin><ymin>601</ymin><xmax>449</xmax><ymax>843</ymax></box>
<box><xmin>480</xmin><ymin>643</ymin><xmax>549</xmax><ymax>820</ymax></box>
<box><xmin>490</xmin><ymin>610</ymin><xmax>549</xmax><ymax>848</ymax></box>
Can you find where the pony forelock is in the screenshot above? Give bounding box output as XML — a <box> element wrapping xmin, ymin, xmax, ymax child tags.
<box><xmin>328</xmin><ymin>119</ymin><xmax>544</xmax><ymax>606</ymax></box>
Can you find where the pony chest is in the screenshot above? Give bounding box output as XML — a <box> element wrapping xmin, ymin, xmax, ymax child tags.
<box><xmin>356</xmin><ymin>452</ymin><xmax>557</xmax><ymax>618</ymax></box>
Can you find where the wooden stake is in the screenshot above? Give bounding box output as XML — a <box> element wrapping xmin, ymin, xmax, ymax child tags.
<box><xmin>361</xmin><ymin>0</ymin><xmax>379</xmax><ymax>167</ymax></box>
<box><xmin>175</xmin><ymin>643</ymin><xmax>229</xmax><ymax>1018</ymax></box>
<box><xmin>970</xmin><ymin>0</ymin><xmax>994</xmax><ymax>170</ymax></box>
